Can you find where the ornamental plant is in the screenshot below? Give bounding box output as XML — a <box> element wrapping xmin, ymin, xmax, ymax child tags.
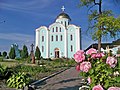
<box><xmin>7</xmin><ymin>72</ymin><xmax>31</xmax><ymax>89</ymax></box>
<box><xmin>74</xmin><ymin>48</ymin><xmax>120</xmax><ymax>90</ymax></box>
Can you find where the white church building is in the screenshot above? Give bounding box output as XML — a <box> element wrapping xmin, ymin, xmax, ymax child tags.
<box><xmin>35</xmin><ymin>6</ymin><xmax>81</xmax><ymax>58</ymax></box>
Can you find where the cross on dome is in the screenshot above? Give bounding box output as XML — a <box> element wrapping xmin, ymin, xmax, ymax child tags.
<box><xmin>61</xmin><ymin>6</ymin><xmax>65</xmax><ymax>12</ymax></box>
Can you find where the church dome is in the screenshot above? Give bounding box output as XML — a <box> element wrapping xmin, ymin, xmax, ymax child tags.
<box><xmin>56</xmin><ymin>12</ymin><xmax>71</xmax><ymax>21</ymax></box>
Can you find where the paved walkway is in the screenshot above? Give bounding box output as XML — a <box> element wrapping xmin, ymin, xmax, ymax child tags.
<box><xmin>36</xmin><ymin>67</ymin><xmax>83</xmax><ymax>90</ymax></box>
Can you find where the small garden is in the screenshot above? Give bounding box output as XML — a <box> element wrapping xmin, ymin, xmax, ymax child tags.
<box><xmin>0</xmin><ymin>57</ymin><xmax>76</xmax><ymax>89</ymax></box>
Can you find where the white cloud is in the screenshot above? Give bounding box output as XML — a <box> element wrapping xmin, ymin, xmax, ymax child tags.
<box><xmin>0</xmin><ymin>33</ymin><xmax>34</xmax><ymax>42</ymax></box>
<box><xmin>0</xmin><ymin>0</ymin><xmax>54</xmax><ymax>12</ymax></box>
<box><xmin>0</xmin><ymin>33</ymin><xmax>34</xmax><ymax>52</ymax></box>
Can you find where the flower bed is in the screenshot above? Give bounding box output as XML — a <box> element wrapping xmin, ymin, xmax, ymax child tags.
<box><xmin>74</xmin><ymin>48</ymin><xmax>120</xmax><ymax>90</ymax></box>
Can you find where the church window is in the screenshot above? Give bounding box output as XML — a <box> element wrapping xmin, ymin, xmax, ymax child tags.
<box><xmin>56</xmin><ymin>27</ymin><xmax>58</xmax><ymax>32</ymax></box>
<box><xmin>60</xmin><ymin>35</ymin><xmax>62</xmax><ymax>41</ymax></box>
<box><xmin>42</xmin><ymin>46</ymin><xmax>44</xmax><ymax>52</ymax></box>
<box><xmin>42</xmin><ymin>36</ymin><xmax>44</xmax><ymax>42</ymax></box>
<box><xmin>68</xmin><ymin>22</ymin><xmax>69</xmax><ymax>25</ymax></box>
<box><xmin>61</xmin><ymin>21</ymin><xmax>63</xmax><ymax>24</ymax></box>
<box><xmin>71</xmin><ymin>45</ymin><xmax>73</xmax><ymax>52</ymax></box>
<box><xmin>70</xmin><ymin>35</ymin><xmax>73</xmax><ymax>41</ymax></box>
<box><xmin>51</xmin><ymin>35</ymin><xmax>53</xmax><ymax>41</ymax></box>
<box><xmin>53</xmin><ymin>28</ymin><xmax>54</xmax><ymax>32</ymax></box>
<box><xmin>60</xmin><ymin>27</ymin><xmax>61</xmax><ymax>32</ymax></box>
<box><xmin>65</xmin><ymin>21</ymin><xmax>66</xmax><ymax>27</ymax></box>
<box><xmin>56</xmin><ymin>35</ymin><xmax>58</xmax><ymax>41</ymax></box>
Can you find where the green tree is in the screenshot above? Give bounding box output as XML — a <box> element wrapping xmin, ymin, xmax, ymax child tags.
<box><xmin>35</xmin><ymin>46</ymin><xmax>41</xmax><ymax>60</ymax></box>
<box><xmin>9</xmin><ymin>47</ymin><xmax>16</xmax><ymax>59</ymax></box>
<box><xmin>21</xmin><ymin>45</ymin><xmax>28</xmax><ymax>59</ymax></box>
<box><xmin>79</xmin><ymin>0</ymin><xmax>120</xmax><ymax>52</ymax></box>
<box><xmin>0</xmin><ymin>52</ymin><xmax>1</xmax><ymax>56</ymax></box>
<box><xmin>2</xmin><ymin>51</ymin><xmax>7</xmax><ymax>58</ymax></box>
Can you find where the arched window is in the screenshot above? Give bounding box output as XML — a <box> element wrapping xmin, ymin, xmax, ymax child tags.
<box><xmin>70</xmin><ymin>35</ymin><xmax>73</xmax><ymax>41</ymax></box>
<box><xmin>60</xmin><ymin>27</ymin><xmax>61</xmax><ymax>32</ymax></box>
<box><xmin>56</xmin><ymin>35</ymin><xmax>58</xmax><ymax>41</ymax></box>
<box><xmin>42</xmin><ymin>36</ymin><xmax>44</xmax><ymax>42</ymax></box>
<box><xmin>60</xmin><ymin>35</ymin><xmax>62</xmax><ymax>41</ymax></box>
<box><xmin>61</xmin><ymin>21</ymin><xmax>63</xmax><ymax>24</ymax></box>
<box><xmin>68</xmin><ymin>22</ymin><xmax>69</xmax><ymax>25</ymax></box>
<box><xmin>53</xmin><ymin>28</ymin><xmax>54</xmax><ymax>32</ymax></box>
<box><xmin>65</xmin><ymin>21</ymin><xmax>66</xmax><ymax>27</ymax></box>
<box><xmin>56</xmin><ymin>27</ymin><xmax>58</xmax><ymax>32</ymax></box>
<box><xmin>51</xmin><ymin>35</ymin><xmax>53</xmax><ymax>41</ymax></box>
<box><xmin>71</xmin><ymin>45</ymin><xmax>73</xmax><ymax>52</ymax></box>
<box><xmin>42</xmin><ymin>46</ymin><xmax>44</xmax><ymax>52</ymax></box>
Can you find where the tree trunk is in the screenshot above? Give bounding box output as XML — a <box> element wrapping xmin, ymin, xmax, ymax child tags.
<box><xmin>98</xmin><ymin>0</ymin><xmax>102</xmax><ymax>53</ymax></box>
<box><xmin>98</xmin><ymin>37</ymin><xmax>101</xmax><ymax>53</ymax></box>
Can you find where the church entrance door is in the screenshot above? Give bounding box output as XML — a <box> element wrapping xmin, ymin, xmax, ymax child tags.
<box><xmin>54</xmin><ymin>48</ymin><xmax>59</xmax><ymax>58</ymax></box>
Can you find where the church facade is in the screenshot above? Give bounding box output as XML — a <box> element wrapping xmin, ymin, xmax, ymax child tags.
<box><xmin>35</xmin><ymin>7</ymin><xmax>81</xmax><ymax>58</ymax></box>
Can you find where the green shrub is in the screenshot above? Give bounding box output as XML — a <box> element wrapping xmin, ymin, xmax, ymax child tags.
<box><xmin>21</xmin><ymin>45</ymin><xmax>28</xmax><ymax>59</ymax></box>
<box><xmin>35</xmin><ymin>46</ymin><xmax>41</xmax><ymax>60</ymax></box>
<box><xmin>7</xmin><ymin>72</ymin><xmax>31</xmax><ymax>89</ymax></box>
<box><xmin>0</xmin><ymin>57</ymin><xmax>3</xmax><ymax>62</ymax></box>
<box><xmin>15</xmin><ymin>57</ymin><xmax>21</xmax><ymax>60</ymax></box>
<box><xmin>0</xmin><ymin>65</ymin><xmax>4</xmax><ymax>76</ymax></box>
<box><xmin>9</xmin><ymin>47</ymin><xmax>16</xmax><ymax>59</ymax></box>
<box><xmin>2</xmin><ymin>51</ymin><xmax>7</xmax><ymax>58</ymax></box>
<box><xmin>13</xmin><ymin>65</ymin><xmax>51</xmax><ymax>76</ymax></box>
<box><xmin>0</xmin><ymin>65</ymin><xmax>13</xmax><ymax>80</ymax></box>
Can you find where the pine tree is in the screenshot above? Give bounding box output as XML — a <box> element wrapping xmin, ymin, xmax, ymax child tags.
<box><xmin>9</xmin><ymin>47</ymin><xmax>16</xmax><ymax>59</ymax></box>
<box><xmin>21</xmin><ymin>45</ymin><xmax>28</xmax><ymax>59</ymax></box>
<box><xmin>35</xmin><ymin>46</ymin><xmax>41</xmax><ymax>60</ymax></box>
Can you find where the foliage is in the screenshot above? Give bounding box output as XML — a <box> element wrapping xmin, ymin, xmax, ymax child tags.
<box><xmin>79</xmin><ymin>0</ymin><xmax>120</xmax><ymax>53</ymax></box>
<box><xmin>21</xmin><ymin>45</ymin><xmax>28</xmax><ymax>59</ymax></box>
<box><xmin>7</xmin><ymin>72</ymin><xmax>31</xmax><ymax>89</ymax></box>
<box><xmin>0</xmin><ymin>52</ymin><xmax>1</xmax><ymax>56</ymax></box>
<box><xmin>0</xmin><ymin>65</ymin><xmax>4</xmax><ymax>76</ymax></box>
<box><xmin>2</xmin><ymin>51</ymin><xmax>7</xmax><ymax>58</ymax></box>
<box><xmin>74</xmin><ymin>48</ymin><xmax>120</xmax><ymax>89</ymax></box>
<box><xmin>117</xmin><ymin>48</ymin><xmax>120</xmax><ymax>54</ymax></box>
<box><xmin>96</xmin><ymin>16</ymin><xmax>120</xmax><ymax>40</ymax></box>
<box><xmin>9</xmin><ymin>47</ymin><xmax>16</xmax><ymax>59</ymax></box>
<box><xmin>0</xmin><ymin>57</ymin><xmax>3</xmax><ymax>62</ymax></box>
<box><xmin>0</xmin><ymin>65</ymin><xmax>13</xmax><ymax>80</ymax></box>
<box><xmin>35</xmin><ymin>46</ymin><xmax>41</xmax><ymax>60</ymax></box>
<box><xmin>79</xmin><ymin>0</ymin><xmax>94</xmax><ymax>7</ymax></box>
<box><xmin>13</xmin><ymin>65</ymin><xmax>51</xmax><ymax>76</ymax></box>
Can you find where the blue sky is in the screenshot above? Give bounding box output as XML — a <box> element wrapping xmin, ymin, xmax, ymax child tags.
<box><xmin>0</xmin><ymin>0</ymin><xmax>120</xmax><ymax>53</ymax></box>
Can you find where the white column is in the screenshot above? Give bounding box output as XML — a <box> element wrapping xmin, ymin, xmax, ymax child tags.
<box><xmin>75</xmin><ymin>27</ymin><xmax>80</xmax><ymax>51</ymax></box>
<box><xmin>46</xmin><ymin>30</ymin><xmax>49</xmax><ymax>58</ymax></box>
<box><xmin>64</xmin><ymin>28</ymin><xmax>67</xmax><ymax>57</ymax></box>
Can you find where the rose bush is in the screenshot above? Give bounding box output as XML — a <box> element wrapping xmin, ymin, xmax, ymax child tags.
<box><xmin>74</xmin><ymin>48</ymin><xmax>120</xmax><ymax>90</ymax></box>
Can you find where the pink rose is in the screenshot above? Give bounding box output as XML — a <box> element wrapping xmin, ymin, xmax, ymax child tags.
<box><xmin>91</xmin><ymin>53</ymin><xmax>97</xmax><ymax>59</ymax></box>
<box><xmin>106</xmin><ymin>56</ymin><xmax>117</xmax><ymax>68</ymax></box>
<box><xmin>80</xmin><ymin>61</ymin><xmax>91</xmax><ymax>72</ymax></box>
<box><xmin>95</xmin><ymin>53</ymin><xmax>105</xmax><ymax>58</ymax></box>
<box><xmin>86</xmin><ymin>48</ymin><xmax>97</xmax><ymax>55</ymax></box>
<box><xmin>76</xmin><ymin>64</ymin><xmax>80</xmax><ymax>71</ymax></box>
<box><xmin>87</xmin><ymin>77</ymin><xmax>92</xmax><ymax>84</ymax></box>
<box><xmin>74</xmin><ymin>50</ymin><xmax>85</xmax><ymax>63</ymax></box>
<box><xmin>92</xmin><ymin>85</ymin><xmax>104</xmax><ymax>90</ymax></box>
<box><xmin>108</xmin><ymin>87</ymin><xmax>120</xmax><ymax>90</ymax></box>
<box><xmin>91</xmin><ymin>53</ymin><xmax>105</xmax><ymax>59</ymax></box>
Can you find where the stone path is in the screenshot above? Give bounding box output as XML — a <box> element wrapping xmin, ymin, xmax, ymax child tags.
<box><xmin>36</xmin><ymin>67</ymin><xmax>83</xmax><ymax>90</ymax></box>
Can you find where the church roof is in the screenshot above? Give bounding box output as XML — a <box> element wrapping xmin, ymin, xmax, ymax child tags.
<box><xmin>56</xmin><ymin>12</ymin><xmax>71</xmax><ymax>21</ymax></box>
